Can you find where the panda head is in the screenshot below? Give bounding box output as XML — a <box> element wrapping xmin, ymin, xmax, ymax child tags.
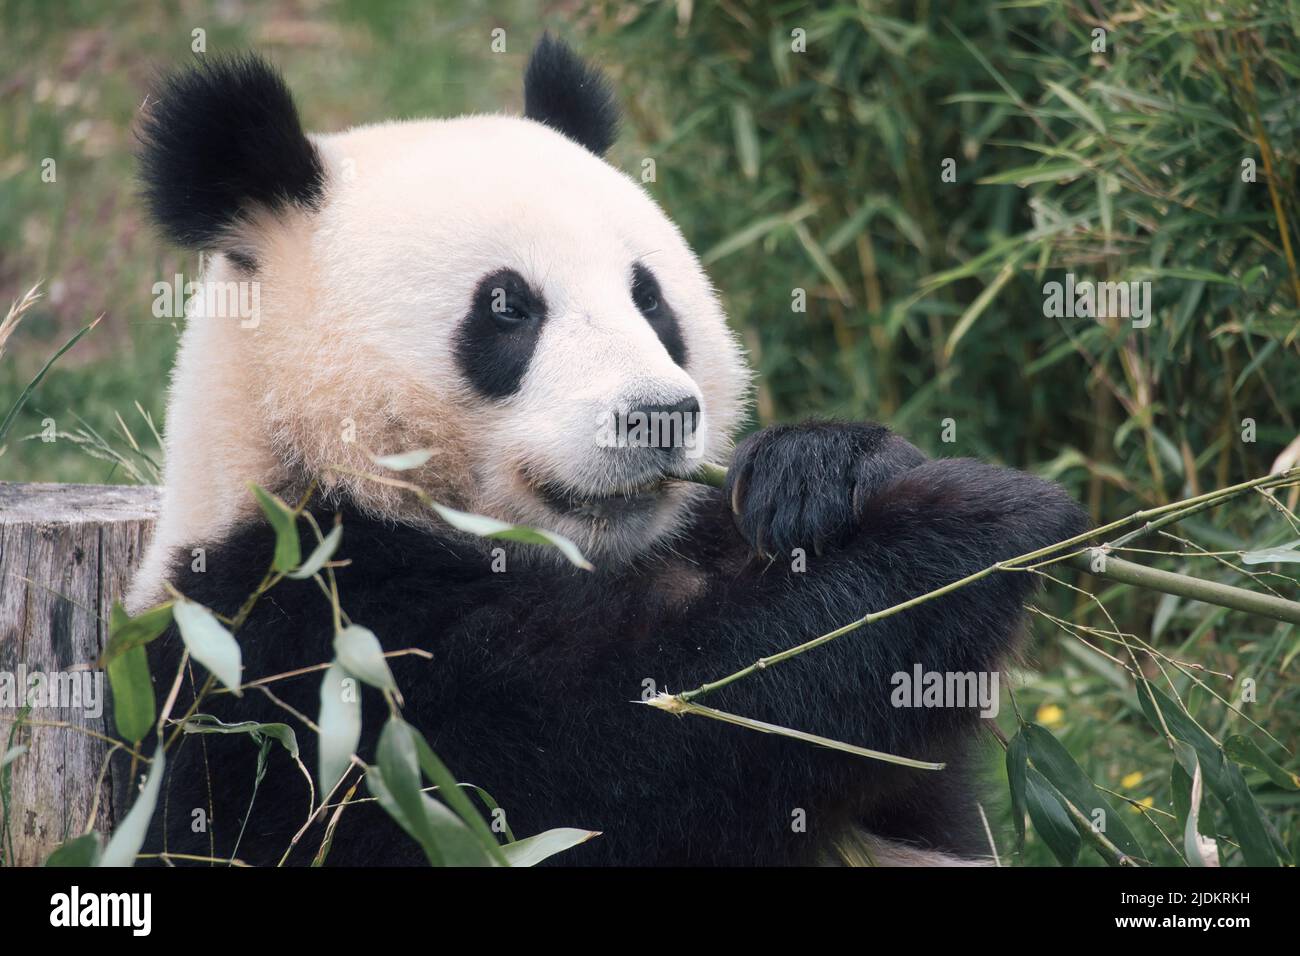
<box><xmin>137</xmin><ymin>37</ymin><xmax>749</xmax><ymax>572</ymax></box>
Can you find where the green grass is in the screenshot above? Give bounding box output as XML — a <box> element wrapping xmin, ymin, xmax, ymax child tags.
<box><xmin>0</xmin><ymin>0</ymin><xmax>545</xmax><ymax>483</ymax></box>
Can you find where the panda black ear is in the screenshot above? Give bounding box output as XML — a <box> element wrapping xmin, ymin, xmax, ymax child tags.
<box><xmin>523</xmin><ymin>34</ymin><xmax>620</xmax><ymax>156</ymax></box>
<box><xmin>138</xmin><ymin>53</ymin><xmax>325</xmax><ymax>251</ymax></box>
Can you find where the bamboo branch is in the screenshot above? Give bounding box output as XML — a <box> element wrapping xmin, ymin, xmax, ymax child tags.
<box><xmin>642</xmin><ymin>694</ymin><xmax>945</xmax><ymax>770</ymax></box>
<box><xmin>1067</xmin><ymin>551</ymin><xmax>1300</xmax><ymax>626</ymax></box>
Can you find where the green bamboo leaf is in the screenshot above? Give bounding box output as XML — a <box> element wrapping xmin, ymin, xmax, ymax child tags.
<box><xmin>318</xmin><ymin>662</ymin><xmax>361</xmax><ymax>796</ymax></box>
<box><xmin>100</xmin><ymin>742</ymin><xmax>165</xmax><ymax>867</ymax></box>
<box><xmin>363</xmin><ymin>771</ymin><xmax>424</xmax><ymax>856</ymax></box>
<box><xmin>459</xmin><ymin>783</ymin><xmax>515</xmax><ymax>842</ymax></box>
<box><xmin>944</xmin><ymin>253</ymin><xmax>1025</xmax><ymax>360</ymax></box>
<box><xmin>45</xmin><ymin>832</ymin><xmax>101</xmax><ymax>867</ymax></box>
<box><xmin>1135</xmin><ymin>679</ymin><xmax>1221</xmax><ymax>777</ymax></box>
<box><xmin>1172</xmin><ymin>738</ymin><xmax>1198</xmax><ymax>778</ymax></box>
<box><xmin>947</xmin><ymin>18</ymin><xmax>1035</xmax><ymax>129</ymax></box>
<box><xmin>287</xmin><ymin>521</ymin><xmax>343</xmax><ymax>579</ymax></box>
<box><xmin>1233</xmin><ymin>341</ymin><xmax>1279</xmax><ymax>395</ymax></box>
<box><xmin>919</xmin><ymin>233</ymin><xmax>1028</xmax><ymax>289</ymax></box>
<box><xmin>1090</xmin><ymin>82</ymin><xmax>1234</xmax><ymax>128</ymax></box>
<box><xmin>1140</xmin><ymin>267</ymin><xmax>1237</xmax><ymax>284</ymax></box>
<box><xmin>1218</xmin><ymin>761</ymin><xmax>1280</xmax><ymax>866</ymax></box>
<box><xmin>375</xmin><ymin>717</ymin><xmax>444</xmax><ymax>866</ymax></box>
<box><xmin>1022</xmin><ymin>723</ymin><xmax>1145</xmax><ymax>862</ymax></box>
<box><xmin>1097</xmin><ymin>173</ymin><xmax>1114</xmax><ymax>239</ymax></box>
<box><xmin>173</xmin><ymin>598</ymin><xmax>242</xmax><ymax>695</ymax></box>
<box><xmin>501</xmin><ymin>828</ymin><xmax>600</xmax><ymax>867</ymax></box>
<box><xmin>429</xmin><ymin>502</ymin><xmax>593</xmax><ymax>571</ymax></box>
<box><xmin>1136</xmin><ymin>680</ymin><xmax>1278</xmax><ymax>865</ymax></box>
<box><xmin>1007</xmin><ymin>729</ymin><xmax>1028</xmax><ymax>848</ymax></box>
<box><xmin>1025</xmin><ymin>326</ymin><xmax>1106</xmax><ymax>375</ymax></box>
<box><xmin>1241</xmin><ymin>265</ymin><xmax>1269</xmax><ymax>288</ymax></box>
<box><xmin>731</xmin><ymin>101</ymin><xmax>759</xmax><ymax>181</ymax></box>
<box><xmin>1224</xmin><ymin>735</ymin><xmax>1300</xmax><ymax>790</ymax></box>
<box><xmin>1025</xmin><ymin>767</ymin><xmax>1080</xmax><ymax>866</ymax></box>
<box><xmin>102</xmin><ymin>601</ymin><xmax>174</xmax><ymax>665</ymax></box>
<box><xmin>1044</xmin><ymin>80</ymin><xmax>1106</xmax><ymax>135</ymax></box>
<box><xmin>364</xmin><ymin>771</ymin><xmax>493</xmax><ymax>867</ymax></box>
<box><xmin>1241</xmin><ymin>543</ymin><xmax>1300</xmax><ymax>565</ymax></box>
<box><xmin>976</xmin><ymin>161</ymin><xmax>1089</xmax><ymax>186</ymax></box>
<box><xmin>180</xmin><ymin>714</ymin><xmax>300</xmax><ymax>759</ymax></box>
<box><xmin>0</xmin><ymin>745</ymin><xmax>26</xmax><ymax>769</ymax></box>
<box><xmin>333</xmin><ymin>625</ymin><xmax>396</xmax><ymax>693</ymax></box>
<box><xmin>1152</xmin><ymin>593</ymin><xmax>1180</xmax><ymax>639</ymax></box>
<box><xmin>415</xmin><ymin>799</ymin><xmax>500</xmax><ymax>867</ymax></box>
<box><xmin>1284</xmin><ymin>629</ymin><xmax>1300</xmax><ymax>673</ymax></box>
<box><xmin>824</xmin><ymin>198</ymin><xmax>883</xmax><ymax>255</ymax></box>
<box><xmin>825</xmin><ymin>198</ymin><xmax>927</xmax><ymax>256</ymax></box>
<box><xmin>792</xmin><ymin>221</ymin><xmax>854</xmax><ymax>305</ymax></box>
<box><xmin>106</xmin><ymin>641</ymin><xmax>154</xmax><ymax>743</ymax></box>
<box><xmin>1171</xmin><ymin>752</ymin><xmax>1193</xmax><ymax>833</ymax></box>
<box><xmin>700</xmin><ymin>202</ymin><xmax>816</xmax><ymax>265</ymax></box>
<box><xmin>250</xmin><ymin>483</ymin><xmax>301</xmax><ymax>572</ymax></box>
<box><xmin>410</xmin><ymin>731</ymin><xmax>508</xmax><ymax>866</ymax></box>
<box><xmin>1150</xmin><ymin>427</ymin><xmax>1184</xmax><ymax>477</ymax></box>
<box><xmin>373</xmin><ymin>718</ymin><xmax>494</xmax><ymax>867</ymax></box>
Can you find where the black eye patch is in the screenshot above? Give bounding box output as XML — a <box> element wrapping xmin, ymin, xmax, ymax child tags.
<box><xmin>632</xmin><ymin>263</ymin><xmax>687</xmax><ymax>368</ymax></box>
<box><xmin>454</xmin><ymin>269</ymin><xmax>548</xmax><ymax>399</ymax></box>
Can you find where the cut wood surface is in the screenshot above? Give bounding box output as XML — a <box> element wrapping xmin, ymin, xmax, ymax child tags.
<box><xmin>0</xmin><ymin>482</ymin><xmax>162</xmax><ymax>865</ymax></box>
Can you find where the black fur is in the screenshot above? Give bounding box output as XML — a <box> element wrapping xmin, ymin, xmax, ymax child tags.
<box><xmin>523</xmin><ymin>34</ymin><xmax>620</xmax><ymax>156</ymax></box>
<box><xmin>140</xmin><ymin>422</ymin><xmax>1086</xmax><ymax>866</ymax></box>
<box><xmin>632</xmin><ymin>263</ymin><xmax>688</xmax><ymax>367</ymax></box>
<box><xmin>726</xmin><ymin>421</ymin><xmax>928</xmax><ymax>556</ymax></box>
<box><xmin>454</xmin><ymin>269</ymin><xmax>549</xmax><ymax>399</ymax></box>
<box><xmin>138</xmin><ymin>53</ymin><xmax>325</xmax><ymax>252</ymax></box>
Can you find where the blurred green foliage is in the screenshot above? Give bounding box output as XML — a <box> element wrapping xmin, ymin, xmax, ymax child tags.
<box><xmin>588</xmin><ymin>0</ymin><xmax>1300</xmax><ymax>866</ymax></box>
<box><xmin>595</xmin><ymin>2</ymin><xmax>1297</xmax><ymax>484</ymax></box>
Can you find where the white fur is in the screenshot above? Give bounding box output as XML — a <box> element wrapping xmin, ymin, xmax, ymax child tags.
<box><xmin>828</xmin><ymin>826</ymin><xmax>994</xmax><ymax>867</ymax></box>
<box><xmin>130</xmin><ymin>115</ymin><xmax>750</xmax><ymax>609</ymax></box>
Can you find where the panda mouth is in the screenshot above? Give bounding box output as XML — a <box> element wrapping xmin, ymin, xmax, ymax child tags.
<box><xmin>531</xmin><ymin>475</ymin><xmax>669</xmax><ymax>517</ymax></box>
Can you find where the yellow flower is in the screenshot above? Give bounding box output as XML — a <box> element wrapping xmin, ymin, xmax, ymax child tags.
<box><xmin>1036</xmin><ymin>703</ymin><xmax>1064</xmax><ymax>727</ymax></box>
<box><xmin>1121</xmin><ymin>771</ymin><xmax>1144</xmax><ymax>789</ymax></box>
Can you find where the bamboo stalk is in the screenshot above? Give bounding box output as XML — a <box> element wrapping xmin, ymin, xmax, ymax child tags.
<box><xmin>1067</xmin><ymin>551</ymin><xmax>1300</xmax><ymax>626</ymax></box>
<box><xmin>642</xmin><ymin>694</ymin><xmax>946</xmax><ymax>770</ymax></box>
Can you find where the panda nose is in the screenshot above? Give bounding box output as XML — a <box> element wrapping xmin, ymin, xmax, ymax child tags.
<box><xmin>630</xmin><ymin>396</ymin><xmax>700</xmax><ymax>424</ymax></box>
<box><xmin>616</xmin><ymin>396</ymin><xmax>701</xmax><ymax>453</ymax></box>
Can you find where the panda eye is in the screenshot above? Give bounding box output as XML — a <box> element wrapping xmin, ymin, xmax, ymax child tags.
<box><xmin>635</xmin><ymin>288</ymin><xmax>659</xmax><ymax>314</ymax></box>
<box><xmin>492</xmin><ymin>298</ymin><xmax>529</xmax><ymax>323</ymax></box>
<box><xmin>486</xmin><ymin>285</ymin><xmax>537</xmax><ymax>327</ymax></box>
<box><xmin>631</xmin><ymin>266</ymin><xmax>661</xmax><ymax>316</ymax></box>
<box><xmin>630</xmin><ymin>262</ymin><xmax>688</xmax><ymax>367</ymax></box>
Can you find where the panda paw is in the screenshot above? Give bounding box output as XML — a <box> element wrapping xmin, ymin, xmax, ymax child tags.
<box><xmin>723</xmin><ymin>421</ymin><xmax>925</xmax><ymax>558</ymax></box>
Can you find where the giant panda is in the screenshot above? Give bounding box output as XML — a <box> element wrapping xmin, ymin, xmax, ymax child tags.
<box><xmin>127</xmin><ymin>36</ymin><xmax>1088</xmax><ymax>866</ymax></box>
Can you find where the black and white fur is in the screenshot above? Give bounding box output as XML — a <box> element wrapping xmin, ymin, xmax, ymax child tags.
<box><xmin>130</xmin><ymin>38</ymin><xmax>1087</xmax><ymax>866</ymax></box>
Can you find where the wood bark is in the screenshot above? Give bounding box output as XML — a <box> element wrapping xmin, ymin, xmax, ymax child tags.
<box><xmin>0</xmin><ymin>482</ymin><xmax>161</xmax><ymax>865</ymax></box>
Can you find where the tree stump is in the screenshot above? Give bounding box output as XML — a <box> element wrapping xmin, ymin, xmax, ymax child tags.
<box><xmin>0</xmin><ymin>482</ymin><xmax>161</xmax><ymax>865</ymax></box>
